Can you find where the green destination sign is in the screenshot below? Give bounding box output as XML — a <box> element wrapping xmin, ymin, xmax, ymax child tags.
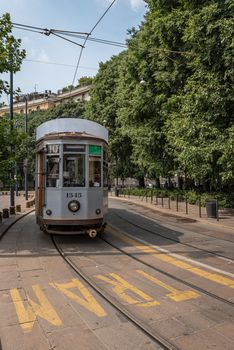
<box><xmin>89</xmin><ymin>145</ymin><xmax>102</xmax><ymax>156</ymax></box>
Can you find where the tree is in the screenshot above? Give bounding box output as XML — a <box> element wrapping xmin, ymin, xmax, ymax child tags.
<box><xmin>77</xmin><ymin>76</ymin><xmax>93</xmax><ymax>87</ymax></box>
<box><xmin>0</xmin><ymin>13</ymin><xmax>26</xmax><ymax>95</ymax></box>
<box><xmin>85</xmin><ymin>53</ymin><xmax>138</xmax><ymax>185</ymax></box>
<box><xmin>0</xmin><ymin>117</ymin><xmax>26</xmax><ymax>186</ymax></box>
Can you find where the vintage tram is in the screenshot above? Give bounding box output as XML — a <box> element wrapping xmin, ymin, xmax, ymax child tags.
<box><xmin>35</xmin><ymin>118</ymin><xmax>108</xmax><ymax>237</ymax></box>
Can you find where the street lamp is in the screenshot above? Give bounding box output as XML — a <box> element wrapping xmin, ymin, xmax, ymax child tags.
<box><xmin>24</xmin><ymin>96</ymin><xmax>28</xmax><ymax>200</ymax></box>
<box><xmin>9</xmin><ymin>66</ymin><xmax>15</xmax><ymax>208</ymax></box>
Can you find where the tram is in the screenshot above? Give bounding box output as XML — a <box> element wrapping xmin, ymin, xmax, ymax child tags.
<box><xmin>35</xmin><ymin>118</ymin><xmax>108</xmax><ymax>237</ymax></box>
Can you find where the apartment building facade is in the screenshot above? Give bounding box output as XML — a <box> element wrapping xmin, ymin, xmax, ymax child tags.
<box><xmin>0</xmin><ymin>85</ymin><xmax>91</xmax><ymax>116</ymax></box>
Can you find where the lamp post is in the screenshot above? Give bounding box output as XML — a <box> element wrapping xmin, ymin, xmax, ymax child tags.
<box><xmin>24</xmin><ymin>96</ymin><xmax>28</xmax><ymax>200</ymax></box>
<box><xmin>9</xmin><ymin>68</ymin><xmax>15</xmax><ymax>208</ymax></box>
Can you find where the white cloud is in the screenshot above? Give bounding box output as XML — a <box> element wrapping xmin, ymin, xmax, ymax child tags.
<box><xmin>37</xmin><ymin>49</ymin><xmax>50</xmax><ymax>62</ymax></box>
<box><xmin>128</xmin><ymin>0</ymin><xmax>144</xmax><ymax>11</ymax></box>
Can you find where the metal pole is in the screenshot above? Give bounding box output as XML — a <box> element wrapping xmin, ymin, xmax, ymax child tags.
<box><xmin>24</xmin><ymin>97</ymin><xmax>28</xmax><ymax>200</ymax></box>
<box><xmin>9</xmin><ymin>69</ymin><xmax>15</xmax><ymax>207</ymax></box>
<box><xmin>199</xmin><ymin>197</ymin><xmax>201</xmax><ymax>218</ymax></box>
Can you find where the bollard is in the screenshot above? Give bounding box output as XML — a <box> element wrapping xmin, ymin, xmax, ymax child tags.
<box><xmin>9</xmin><ymin>206</ymin><xmax>15</xmax><ymax>215</ymax></box>
<box><xmin>16</xmin><ymin>204</ymin><xmax>21</xmax><ymax>212</ymax></box>
<box><xmin>0</xmin><ymin>211</ymin><xmax>2</xmax><ymax>223</ymax></box>
<box><xmin>2</xmin><ymin>208</ymin><xmax>9</xmax><ymax>218</ymax></box>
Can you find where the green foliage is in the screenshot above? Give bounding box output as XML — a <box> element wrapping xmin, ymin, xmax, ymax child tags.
<box><xmin>0</xmin><ymin>117</ymin><xmax>26</xmax><ymax>185</ymax></box>
<box><xmin>86</xmin><ymin>0</ymin><xmax>233</xmax><ymax>193</ymax></box>
<box><xmin>77</xmin><ymin>76</ymin><xmax>93</xmax><ymax>87</ymax></box>
<box><xmin>122</xmin><ymin>187</ymin><xmax>234</xmax><ymax>208</ymax></box>
<box><xmin>0</xmin><ymin>13</ymin><xmax>26</xmax><ymax>95</ymax></box>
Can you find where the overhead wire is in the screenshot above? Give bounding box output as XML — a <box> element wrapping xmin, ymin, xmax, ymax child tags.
<box><xmin>70</xmin><ymin>0</ymin><xmax>117</xmax><ymax>89</ymax></box>
<box><xmin>24</xmin><ymin>58</ymin><xmax>98</xmax><ymax>71</ymax></box>
<box><xmin>12</xmin><ymin>23</ymin><xmax>126</xmax><ymax>48</ymax></box>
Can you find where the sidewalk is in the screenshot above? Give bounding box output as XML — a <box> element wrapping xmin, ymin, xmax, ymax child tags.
<box><xmin>110</xmin><ymin>193</ymin><xmax>234</xmax><ymax>232</ymax></box>
<box><xmin>0</xmin><ymin>192</ymin><xmax>34</xmax><ymax>213</ymax></box>
<box><xmin>0</xmin><ymin>193</ymin><xmax>35</xmax><ymax>238</ymax></box>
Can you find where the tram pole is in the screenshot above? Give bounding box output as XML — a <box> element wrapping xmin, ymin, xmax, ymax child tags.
<box><xmin>9</xmin><ymin>68</ymin><xmax>15</xmax><ymax>208</ymax></box>
<box><xmin>24</xmin><ymin>96</ymin><xmax>28</xmax><ymax>200</ymax></box>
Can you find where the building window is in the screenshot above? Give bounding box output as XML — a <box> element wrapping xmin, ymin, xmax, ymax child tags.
<box><xmin>37</xmin><ymin>106</ymin><xmax>40</xmax><ymax>110</ymax></box>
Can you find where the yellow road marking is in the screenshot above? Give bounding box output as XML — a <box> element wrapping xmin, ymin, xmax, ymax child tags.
<box><xmin>136</xmin><ymin>269</ymin><xmax>199</xmax><ymax>301</ymax></box>
<box><xmin>51</xmin><ymin>278</ymin><xmax>107</xmax><ymax>317</ymax></box>
<box><xmin>110</xmin><ymin>228</ymin><xmax>234</xmax><ymax>288</ymax></box>
<box><xmin>10</xmin><ymin>286</ymin><xmax>62</xmax><ymax>332</ymax></box>
<box><xmin>96</xmin><ymin>272</ymin><xmax>159</xmax><ymax>307</ymax></box>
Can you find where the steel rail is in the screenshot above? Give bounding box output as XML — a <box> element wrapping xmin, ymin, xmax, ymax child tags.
<box><xmin>0</xmin><ymin>209</ymin><xmax>35</xmax><ymax>240</ymax></box>
<box><xmin>51</xmin><ymin>235</ymin><xmax>179</xmax><ymax>350</ymax></box>
<box><xmin>102</xmin><ymin>225</ymin><xmax>234</xmax><ymax>307</ymax></box>
<box><xmin>112</xmin><ymin>211</ymin><xmax>234</xmax><ymax>261</ymax></box>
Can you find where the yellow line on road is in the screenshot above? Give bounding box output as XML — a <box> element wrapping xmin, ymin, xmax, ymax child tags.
<box><xmin>109</xmin><ymin>227</ymin><xmax>234</xmax><ymax>288</ymax></box>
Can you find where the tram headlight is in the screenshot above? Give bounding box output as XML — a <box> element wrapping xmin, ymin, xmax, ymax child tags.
<box><xmin>68</xmin><ymin>200</ymin><xmax>80</xmax><ymax>212</ymax></box>
<box><xmin>46</xmin><ymin>209</ymin><xmax>52</xmax><ymax>216</ymax></box>
<box><xmin>96</xmin><ymin>208</ymin><xmax>101</xmax><ymax>215</ymax></box>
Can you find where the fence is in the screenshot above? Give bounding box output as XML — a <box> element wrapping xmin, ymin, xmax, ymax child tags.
<box><xmin>111</xmin><ymin>189</ymin><xmax>220</xmax><ymax>221</ymax></box>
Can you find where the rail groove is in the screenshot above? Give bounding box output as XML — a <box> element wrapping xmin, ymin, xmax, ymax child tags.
<box><xmin>51</xmin><ymin>234</ymin><xmax>179</xmax><ymax>350</ymax></box>
<box><xmin>102</xmin><ymin>224</ymin><xmax>234</xmax><ymax>307</ymax></box>
<box><xmin>112</xmin><ymin>211</ymin><xmax>234</xmax><ymax>261</ymax></box>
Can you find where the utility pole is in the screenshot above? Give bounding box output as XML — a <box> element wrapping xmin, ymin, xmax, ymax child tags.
<box><xmin>24</xmin><ymin>96</ymin><xmax>28</xmax><ymax>200</ymax></box>
<box><xmin>9</xmin><ymin>68</ymin><xmax>15</xmax><ymax>208</ymax></box>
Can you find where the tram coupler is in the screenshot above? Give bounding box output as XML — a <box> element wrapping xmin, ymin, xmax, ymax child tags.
<box><xmin>87</xmin><ymin>229</ymin><xmax>97</xmax><ymax>238</ymax></box>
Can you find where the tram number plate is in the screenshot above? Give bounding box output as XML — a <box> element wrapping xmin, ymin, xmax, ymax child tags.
<box><xmin>66</xmin><ymin>193</ymin><xmax>82</xmax><ymax>198</ymax></box>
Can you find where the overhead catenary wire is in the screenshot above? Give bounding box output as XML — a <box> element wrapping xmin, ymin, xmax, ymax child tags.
<box><xmin>24</xmin><ymin>58</ymin><xmax>98</xmax><ymax>70</ymax></box>
<box><xmin>12</xmin><ymin>23</ymin><xmax>126</xmax><ymax>48</ymax></box>
<box><xmin>70</xmin><ymin>0</ymin><xmax>117</xmax><ymax>89</ymax></box>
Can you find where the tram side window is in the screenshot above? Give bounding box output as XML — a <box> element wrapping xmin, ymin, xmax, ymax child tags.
<box><xmin>103</xmin><ymin>148</ymin><xmax>108</xmax><ymax>188</ymax></box>
<box><xmin>46</xmin><ymin>156</ymin><xmax>60</xmax><ymax>187</ymax></box>
<box><xmin>89</xmin><ymin>156</ymin><xmax>101</xmax><ymax>187</ymax></box>
<box><xmin>63</xmin><ymin>154</ymin><xmax>85</xmax><ymax>187</ymax></box>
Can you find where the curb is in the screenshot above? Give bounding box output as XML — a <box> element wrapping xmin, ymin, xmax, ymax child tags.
<box><xmin>110</xmin><ymin>195</ymin><xmax>234</xmax><ymax>233</ymax></box>
<box><xmin>0</xmin><ymin>209</ymin><xmax>35</xmax><ymax>240</ymax></box>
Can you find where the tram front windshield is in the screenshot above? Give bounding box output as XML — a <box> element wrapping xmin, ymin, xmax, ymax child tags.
<box><xmin>63</xmin><ymin>154</ymin><xmax>85</xmax><ymax>187</ymax></box>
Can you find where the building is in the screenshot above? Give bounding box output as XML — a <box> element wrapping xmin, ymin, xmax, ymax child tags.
<box><xmin>0</xmin><ymin>85</ymin><xmax>91</xmax><ymax>116</ymax></box>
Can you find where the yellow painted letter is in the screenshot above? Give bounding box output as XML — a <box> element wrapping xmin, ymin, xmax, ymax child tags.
<box><xmin>51</xmin><ymin>279</ymin><xmax>107</xmax><ymax>317</ymax></box>
<box><xmin>96</xmin><ymin>273</ymin><xmax>159</xmax><ymax>307</ymax></box>
<box><xmin>137</xmin><ymin>270</ymin><xmax>199</xmax><ymax>302</ymax></box>
<box><xmin>10</xmin><ymin>286</ymin><xmax>62</xmax><ymax>332</ymax></box>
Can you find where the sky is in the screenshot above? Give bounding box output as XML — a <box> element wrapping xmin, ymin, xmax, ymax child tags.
<box><xmin>0</xmin><ymin>0</ymin><xmax>147</xmax><ymax>104</ymax></box>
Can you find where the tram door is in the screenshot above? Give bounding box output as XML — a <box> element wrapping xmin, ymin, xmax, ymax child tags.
<box><xmin>36</xmin><ymin>151</ymin><xmax>45</xmax><ymax>217</ymax></box>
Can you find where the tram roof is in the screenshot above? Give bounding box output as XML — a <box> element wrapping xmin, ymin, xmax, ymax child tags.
<box><xmin>36</xmin><ymin>118</ymin><xmax>108</xmax><ymax>143</ymax></box>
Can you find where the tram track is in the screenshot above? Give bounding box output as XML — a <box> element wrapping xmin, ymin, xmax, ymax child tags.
<box><xmin>122</xmin><ymin>200</ymin><xmax>234</xmax><ymax>244</ymax></box>
<box><xmin>51</xmin><ymin>234</ymin><xmax>179</xmax><ymax>350</ymax></box>
<box><xmin>111</xmin><ymin>211</ymin><xmax>234</xmax><ymax>262</ymax></box>
<box><xmin>1</xmin><ymin>211</ymin><xmax>233</xmax><ymax>348</ymax></box>
<box><xmin>0</xmin><ymin>209</ymin><xmax>35</xmax><ymax>240</ymax></box>
<box><xmin>101</xmin><ymin>226</ymin><xmax>234</xmax><ymax>307</ymax></box>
